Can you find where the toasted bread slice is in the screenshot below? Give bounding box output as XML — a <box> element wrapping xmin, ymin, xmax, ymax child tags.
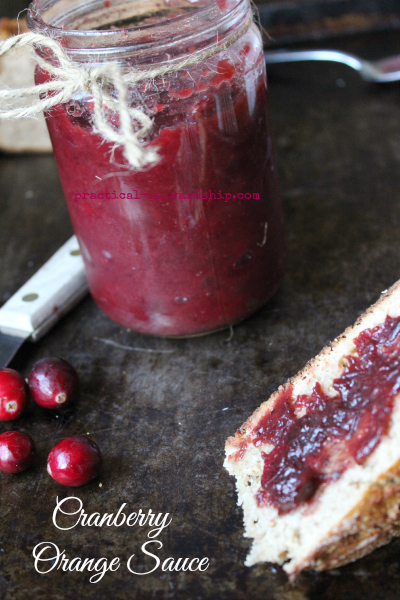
<box><xmin>224</xmin><ymin>280</ymin><xmax>400</xmax><ymax>580</ymax></box>
<box><xmin>0</xmin><ymin>18</ymin><xmax>52</xmax><ymax>153</ymax></box>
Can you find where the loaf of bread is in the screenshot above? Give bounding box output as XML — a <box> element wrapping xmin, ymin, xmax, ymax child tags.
<box><xmin>0</xmin><ymin>18</ymin><xmax>52</xmax><ymax>153</ymax></box>
<box><xmin>224</xmin><ymin>280</ymin><xmax>400</xmax><ymax>580</ymax></box>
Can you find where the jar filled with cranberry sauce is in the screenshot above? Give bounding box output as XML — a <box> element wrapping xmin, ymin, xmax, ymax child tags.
<box><xmin>27</xmin><ymin>0</ymin><xmax>286</xmax><ymax>337</ymax></box>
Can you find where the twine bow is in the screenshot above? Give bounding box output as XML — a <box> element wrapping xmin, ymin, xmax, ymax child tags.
<box><xmin>0</xmin><ymin>13</ymin><xmax>253</xmax><ymax>169</ymax></box>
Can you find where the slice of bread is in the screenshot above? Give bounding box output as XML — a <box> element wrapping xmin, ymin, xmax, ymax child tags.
<box><xmin>0</xmin><ymin>18</ymin><xmax>52</xmax><ymax>153</ymax></box>
<box><xmin>224</xmin><ymin>279</ymin><xmax>400</xmax><ymax>581</ymax></box>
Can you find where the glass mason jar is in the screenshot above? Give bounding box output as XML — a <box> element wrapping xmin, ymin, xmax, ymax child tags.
<box><xmin>27</xmin><ymin>0</ymin><xmax>286</xmax><ymax>337</ymax></box>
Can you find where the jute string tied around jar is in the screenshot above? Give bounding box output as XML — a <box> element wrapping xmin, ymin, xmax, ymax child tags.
<box><xmin>0</xmin><ymin>12</ymin><xmax>253</xmax><ymax>170</ymax></box>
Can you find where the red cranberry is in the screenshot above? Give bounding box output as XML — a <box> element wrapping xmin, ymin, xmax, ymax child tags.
<box><xmin>47</xmin><ymin>436</ymin><xmax>102</xmax><ymax>487</ymax></box>
<box><xmin>0</xmin><ymin>368</ymin><xmax>29</xmax><ymax>420</ymax></box>
<box><xmin>28</xmin><ymin>357</ymin><xmax>79</xmax><ymax>409</ymax></box>
<box><xmin>0</xmin><ymin>431</ymin><xmax>35</xmax><ymax>473</ymax></box>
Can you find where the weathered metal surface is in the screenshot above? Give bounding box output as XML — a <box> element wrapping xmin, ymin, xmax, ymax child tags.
<box><xmin>1</xmin><ymin>25</ymin><xmax>400</xmax><ymax>600</ymax></box>
<box><xmin>259</xmin><ymin>0</ymin><xmax>400</xmax><ymax>45</ymax></box>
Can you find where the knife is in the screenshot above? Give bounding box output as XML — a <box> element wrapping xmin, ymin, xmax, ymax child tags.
<box><xmin>0</xmin><ymin>235</ymin><xmax>88</xmax><ymax>368</ymax></box>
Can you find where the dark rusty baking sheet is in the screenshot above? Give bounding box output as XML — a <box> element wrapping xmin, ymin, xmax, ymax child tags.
<box><xmin>1</xmin><ymin>24</ymin><xmax>400</xmax><ymax>600</ymax></box>
<box><xmin>258</xmin><ymin>0</ymin><xmax>400</xmax><ymax>45</ymax></box>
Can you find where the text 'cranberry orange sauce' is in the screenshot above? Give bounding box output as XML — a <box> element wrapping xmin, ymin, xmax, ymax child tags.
<box><xmin>238</xmin><ymin>316</ymin><xmax>400</xmax><ymax>515</ymax></box>
<box><xmin>27</xmin><ymin>0</ymin><xmax>286</xmax><ymax>337</ymax></box>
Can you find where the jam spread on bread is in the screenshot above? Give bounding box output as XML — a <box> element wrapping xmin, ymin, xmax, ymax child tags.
<box><xmin>254</xmin><ymin>316</ymin><xmax>400</xmax><ymax>514</ymax></box>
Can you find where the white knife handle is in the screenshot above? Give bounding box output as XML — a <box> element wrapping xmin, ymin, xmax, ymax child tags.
<box><xmin>0</xmin><ymin>235</ymin><xmax>88</xmax><ymax>340</ymax></box>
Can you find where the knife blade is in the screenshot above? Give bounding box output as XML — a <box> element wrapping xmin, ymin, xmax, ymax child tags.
<box><xmin>0</xmin><ymin>235</ymin><xmax>88</xmax><ymax>368</ymax></box>
<box><xmin>0</xmin><ymin>332</ymin><xmax>25</xmax><ymax>368</ymax></box>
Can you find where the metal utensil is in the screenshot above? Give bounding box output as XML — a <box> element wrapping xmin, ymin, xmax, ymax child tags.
<box><xmin>264</xmin><ymin>49</ymin><xmax>400</xmax><ymax>83</ymax></box>
<box><xmin>0</xmin><ymin>235</ymin><xmax>88</xmax><ymax>367</ymax></box>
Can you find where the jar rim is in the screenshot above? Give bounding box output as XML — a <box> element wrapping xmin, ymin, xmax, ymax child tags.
<box><xmin>28</xmin><ymin>0</ymin><xmax>216</xmax><ymax>37</ymax></box>
<box><xmin>27</xmin><ymin>0</ymin><xmax>250</xmax><ymax>62</ymax></box>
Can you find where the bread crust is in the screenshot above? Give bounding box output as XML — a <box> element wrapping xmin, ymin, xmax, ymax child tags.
<box><xmin>0</xmin><ymin>18</ymin><xmax>27</xmax><ymax>39</ymax></box>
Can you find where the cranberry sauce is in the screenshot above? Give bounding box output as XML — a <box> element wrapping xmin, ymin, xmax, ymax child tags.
<box><xmin>35</xmin><ymin>32</ymin><xmax>286</xmax><ymax>337</ymax></box>
<box><xmin>254</xmin><ymin>316</ymin><xmax>400</xmax><ymax>515</ymax></box>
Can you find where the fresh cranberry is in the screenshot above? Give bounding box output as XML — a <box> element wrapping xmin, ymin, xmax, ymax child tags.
<box><xmin>0</xmin><ymin>431</ymin><xmax>35</xmax><ymax>473</ymax></box>
<box><xmin>0</xmin><ymin>368</ymin><xmax>29</xmax><ymax>420</ymax></box>
<box><xmin>28</xmin><ymin>357</ymin><xmax>79</xmax><ymax>409</ymax></box>
<box><xmin>47</xmin><ymin>436</ymin><xmax>102</xmax><ymax>486</ymax></box>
